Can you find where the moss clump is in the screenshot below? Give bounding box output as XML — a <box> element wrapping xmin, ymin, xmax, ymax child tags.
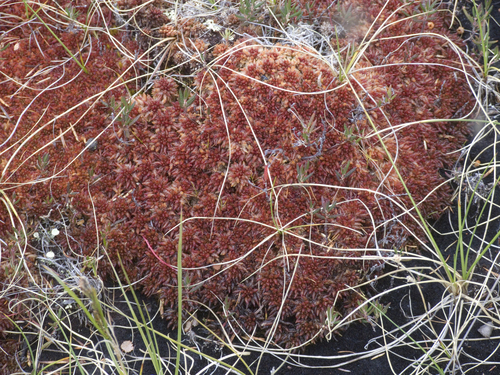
<box><xmin>1</xmin><ymin>0</ymin><xmax>473</xmax><ymax>349</ymax></box>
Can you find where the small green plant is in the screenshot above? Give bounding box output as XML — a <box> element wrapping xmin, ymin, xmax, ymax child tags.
<box><xmin>324</xmin><ymin>306</ymin><xmax>341</xmax><ymax>340</ymax></box>
<box><xmin>35</xmin><ymin>153</ymin><xmax>50</xmax><ymax>172</ymax></box>
<box><xmin>462</xmin><ymin>0</ymin><xmax>500</xmax><ymax>79</ymax></box>
<box><xmin>269</xmin><ymin>0</ymin><xmax>303</xmax><ymax>27</ymax></box>
<box><xmin>311</xmin><ymin>197</ymin><xmax>338</xmax><ymax>220</ymax></box>
<box><xmin>289</xmin><ymin>111</ymin><xmax>326</xmax><ymax>160</ymax></box>
<box><xmin>335</xmin><ymin>160</ymin><xmax>356</xmax><ymax>182</ymax></box>
<box><xmin>294</xmin><ymin>112</ymin><xmax>317</xmax><ymax>146</ymax></box>
<box><xmin>343</xmin><ymin>124</ymin><xmax>362</xmax><ymax>144</ymax></box>
<box><xmin>332</xmin><ymin>2</ymin><xmax>362</xmax><ymax>31</ymax></box>
<box><xmin>64</xmin><ymin>5</ymin><xmax>80</xmax><ymax>21</ymax></box>
<box><xmin>177</xmin><ymin>87</ymin><xmax>197</xmax><ymax>110</ymax></box>
<box><xmin>356</xmin><ymin>299</ymin><xmax>389</xmax><ymax>327</ymax></box>
<box><xmin>206</xmin><ymin>0</ymin><xmax>220</xmax><ymax>10</ymax></box>
<box><xmin>237</xmin><ymin>0</ymin><xmax>265</xmax><ymax>24</ymax></box>
<box><xmin>376</xmin><ymin>86</ymin><xmax>397</xmax><ymax>107</ymax></box>
<box><xmin>102</xmin><ymin>96</ymin><xmax>140</xmax><ymax>140</ymax></box>
<box><xmin>415</xmin><ymin>0</ymin><xmax>439</xmax><ymax>14</ymax></box>
<box><xmin>220</xmin><ymin>28</ymin><xmax>235</xmax><ymax>42</ymax></box>
<box><xmin>296</xmin><ymin>160</ymin><xmax>313</xmax><ymax>183</ymax></box>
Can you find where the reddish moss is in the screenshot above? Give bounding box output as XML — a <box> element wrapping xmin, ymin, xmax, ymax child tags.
<box><xmin>1</xmin><ymin>0</ymin><xmax>474</xmax><ymax>350</ymax></box>
<box><xmin>0</xmin><ymin>1</ymin><xmax>137</xmax><ymax>368</ymax></box>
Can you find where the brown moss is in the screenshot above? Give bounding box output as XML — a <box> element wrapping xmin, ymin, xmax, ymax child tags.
<box><xmin>0</xmin><ymin>0</ymin><xmax>474</xmax><ymax>350</ymax></box>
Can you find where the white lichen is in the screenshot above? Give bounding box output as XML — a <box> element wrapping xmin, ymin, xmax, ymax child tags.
<box><xmin>204</xmin><ymin>19</ymin><xmax>222</xmax><ymax>32</ymax></box>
